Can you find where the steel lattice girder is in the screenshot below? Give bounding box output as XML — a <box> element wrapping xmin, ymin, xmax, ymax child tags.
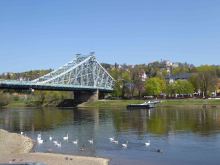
<box><xmin>32</xmin><ymin>55</ymin><xmax>114</xmax><ymax>90</ymax></box>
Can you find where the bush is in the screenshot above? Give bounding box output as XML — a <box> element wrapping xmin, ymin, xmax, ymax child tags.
<box><xmin>0</xmin><ymin>92</ymin><xmax>11</xmax><ymax>107</ymax></box>
<box><xmin>25</xmin><ymin>91</ymin><xmax>72</xmax><ymax>107</ymax></box>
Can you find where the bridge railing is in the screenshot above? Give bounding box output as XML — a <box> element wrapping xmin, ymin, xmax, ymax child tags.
<box><xmin>0</xmin><ymin>80</ymin><xmax>113</xmax><ymax>91</ymax></box>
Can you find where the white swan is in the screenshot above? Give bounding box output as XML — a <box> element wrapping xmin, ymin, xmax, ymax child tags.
<box><xmin>49</xmin><ymin>136</ymin><xmax>53</xmax><ymax>141</ymax></box>
<box><xmin>88</xmin><ymin>139</ymin><xmax>93</xmax><ymax>144</ymax></box>
<box><xmin>109</xmin><ymin>137</ymin><xmax>114</xmax><ymax>142</ymax></box>
<box><xmin>37</xmin><ymin>139</ymin><xmax>43</xmax><ymax>144</ymax></box>
<box><xmin>57</xmin><ymin>142</ymin><xmax>61</xmax><ymax>147</ymax></box>
<box><xmin>122</xmin><ymin>141</ymin><xmax>128</xmax><ymax>148</ymax></box>
<box><xmin>73</xmin><ymin>139</ymin><xmax>78</xmax><ymax>144</ymax></box>
<box><xmin>145</xmin><ymin>140</ymin><xmax>150</xmax><ymax>147</ymax></box>
<box><xmin>37</xmin><ymin>134</ymin><xmax>42</xmax><ymax>141</ymax></box>
<box><xmin>63</xmin><ymin>134</ymin><xmax>68</xmax><ymax>141</ymax></box>
<box><xmin>53</xmin><ymin>140</ymin><xmax>58</xmax><ymax>145</ymax></box>
<box><xmin>112</xmin><ymin>140</ymin><xmax>119</xmax><ymax>144</ymax></box>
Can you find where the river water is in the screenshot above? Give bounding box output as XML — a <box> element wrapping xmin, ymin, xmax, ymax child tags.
<box><xmin>0</xmin><ymin>107</ymin><xmax>220</xmax><ymax>165</ymax></box>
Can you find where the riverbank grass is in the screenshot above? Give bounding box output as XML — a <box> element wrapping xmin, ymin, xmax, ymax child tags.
<box><xmin>79</xmin><ymin>100</ymin><xmax>144</xmax><ymax>108</ymax></box>
<box><xmin>160</xmin><ymin>99</ymin><xmax>220</xmax><ymax>106</ymax></box>
<box><xmin>6</xmin><ymin>100</ymin><xmax>27</xmax><ymax>108</ymax></box>
<box><xmin>5</xmin><ymin>98</ymin><xmax>220</xmax><ymax>108</ymax></box>
<box><xmin>80</xmin><ymin>99</ymin><xmax>220</xmax><ymax>108</ymax></box>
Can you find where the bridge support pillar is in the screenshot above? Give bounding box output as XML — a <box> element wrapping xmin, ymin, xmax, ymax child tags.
<box><xmin>74</xmin><ymin>90</ymin><xmax>99</xmax><ymax>103</ymax></box>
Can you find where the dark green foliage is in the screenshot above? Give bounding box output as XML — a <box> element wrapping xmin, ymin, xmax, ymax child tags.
<box><xmin>0</xmin><ymin>91</ymin><xmax>11</xmax><ymax>107</ymax></box>
<box><xmin>26</xmin><ymin>91</ymin><xmax>72</xmax><ymax>107</ymax></box>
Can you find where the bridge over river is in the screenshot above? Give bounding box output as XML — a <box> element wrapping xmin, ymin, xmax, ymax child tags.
<box><xmin>0</xmin><ymin>54</ymin><xmax>114</xmax><ymax>103</ymax></box>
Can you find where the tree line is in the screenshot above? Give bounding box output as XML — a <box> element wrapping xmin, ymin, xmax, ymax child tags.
<box><xmin>105</xmin><ymin>62</ymin><xmax>220</xmax><ymax>98</ymax></box>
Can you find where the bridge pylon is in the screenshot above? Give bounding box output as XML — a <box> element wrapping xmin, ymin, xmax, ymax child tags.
<box><xmin>73</xmin><ymin>89</ymin><xmax>99</xmax><ymax>103</ymax></box>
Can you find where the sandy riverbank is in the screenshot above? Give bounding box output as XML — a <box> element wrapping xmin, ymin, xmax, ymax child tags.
<box><xmin>0</xmin><ymin>129</ymin><xmax>109</xmax><ymax>165</ymax></box>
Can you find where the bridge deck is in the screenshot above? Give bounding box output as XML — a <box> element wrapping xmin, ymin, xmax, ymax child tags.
<box><xmin>0</xmin><ymin>80</ymin><xmax>113</xmax><ymax>92</ymax></box>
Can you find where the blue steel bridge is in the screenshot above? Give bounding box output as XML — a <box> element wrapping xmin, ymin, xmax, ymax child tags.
<box><xmin>0</xmin><ymin>54</ymin><xmax>114</xmax><ymax>102</ymax></box>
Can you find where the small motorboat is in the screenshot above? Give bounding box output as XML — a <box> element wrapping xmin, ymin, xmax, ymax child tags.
<box><xmin>127</xmin><ymin>100</ymin><xmax>160</xmax><ymax>109</ymax></box>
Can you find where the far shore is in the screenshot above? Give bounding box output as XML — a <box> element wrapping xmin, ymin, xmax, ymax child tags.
<box><xmin>3</xmin><ymin>98</ymin><xmax>220</xmax><ymax>109</ymax></box>
<box><xmin>79</xmin><ymin>98</ymin><xmax>220</xmax><ymax>109</ymax></box>
<box><xmin>0</xmin><ymin>129</ymin><xmax>109</xmax><ymax>165</ymax></box>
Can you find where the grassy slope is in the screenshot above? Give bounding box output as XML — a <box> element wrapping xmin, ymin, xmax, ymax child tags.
<box><xmin>6</xmin><ymin>100</ymin><xmax>27</xmax><ymax>108</ymax></box>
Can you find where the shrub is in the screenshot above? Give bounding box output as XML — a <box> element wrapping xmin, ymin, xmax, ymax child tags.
<box><xmin>0</xmin><ymin>92</ymin><xmax>11</xmax><ymax>107</ymax></box>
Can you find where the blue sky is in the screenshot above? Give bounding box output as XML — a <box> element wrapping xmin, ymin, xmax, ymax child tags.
<box><xmin>0</xmin><ymin>0</ymin><xmax>220</xmax><ymax>73</ymax></box>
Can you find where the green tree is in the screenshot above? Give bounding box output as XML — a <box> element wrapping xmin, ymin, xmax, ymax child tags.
<box><xmin>175</xmin><ymin>80</ymin><xmax>194</xmax><ymax>95</ymax></box>
<box><xmin>194</xmin><ymin>66</ymin><xmax>218</xmax><ymax>97</ymax></box>
<box><xmin>145</xmin><ymin>77</ymin><xmax>166</xmax><ymax>97</ymax></box>
<box><xmin>166</xmin><ymin>83</ymin><xmax>177</xmax><ymax>97</ymax></box>
<box><xmin>112</xmin><ymin>80</ymin><xmax>123</xmax><ymax>97</ymax></box>
<box><xmin>166</xmin><ymin>80</ymin><xmax>194</xmax><ymax>97</ymax></box>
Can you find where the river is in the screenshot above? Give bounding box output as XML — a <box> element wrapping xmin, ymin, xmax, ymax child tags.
<box><xmin>0</xmin><ymin>107</ymin><xmax>220</xmax><ymax>165</ymax></box>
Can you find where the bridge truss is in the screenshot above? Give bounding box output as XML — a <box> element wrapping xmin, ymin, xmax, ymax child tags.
<box><xmin>0</xmin><ymin>54</ymin><xmax>114</xmax><ymax>92</ymax></box>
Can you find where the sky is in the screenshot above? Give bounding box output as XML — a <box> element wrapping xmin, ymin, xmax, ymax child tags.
<box><xmin>0</xmin><ymin>0</ymin><xmax>220</xmax><ymax>73</ymax></box>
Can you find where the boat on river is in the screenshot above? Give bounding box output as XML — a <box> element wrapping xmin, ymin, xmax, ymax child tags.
<box><xmin>127</xmin><ymin>100</ymin><xmax>160</xmax><ymax>109</ymax></box>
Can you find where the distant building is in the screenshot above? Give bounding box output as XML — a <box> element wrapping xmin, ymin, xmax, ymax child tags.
<box><xmin>165</xmin><ymin>73</ymin><xmax>192</xmax><ymax>83</ymax></box>
<box><xmin>141</xmin><ymin>72</ymin><xmax>148</xmax><ymax>81</ymax></box>
<box><xmin>164</xmin><ymin>60</ymin><xmax>173</xmax><ymax>67</ymax></box>
<box><xmin>158</xmin><ymin>60</ymin><xmax>180</xmax><ymax>74</ymax></box>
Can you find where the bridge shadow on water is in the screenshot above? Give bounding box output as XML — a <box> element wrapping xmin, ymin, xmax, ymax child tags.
<box><xmin>57</xmin><ymin>99</ymin><xmax>83</xmax><ymax>108</ymax></box>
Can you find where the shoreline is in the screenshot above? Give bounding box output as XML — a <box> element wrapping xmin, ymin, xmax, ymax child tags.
<box><xmin>3</xmin><ymin>98</ymin><xmax>220</xmax><ymax>109</ymax></box>
<box><xmin>78</xmin><ymin>99</ymin><xmax>220</xmax><ymax>109</ymax></box>
<box><xmin>0</xmin><ymin>129</ymin><xmax>109</xmax><ymax>165</ymax></box>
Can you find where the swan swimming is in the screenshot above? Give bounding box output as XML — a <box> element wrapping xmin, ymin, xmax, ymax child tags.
<box><xmin>37</xmin><ymin>139</ymin><xmax>43</xmax><ymax>144</ymax></box>
<box><xmin>49</xmin><ymin>136</ymin><xmax>53</xmax><ymax>141</ymax></box>
<box><xmin>109</xmin><ymin>137</ymin><xmax>114</xmax><ymax>142</ymax></box>
<box><xmin>112</xmin><ymin>140</ymin><xmax>119</xmax><ymax>144</ymax></box>
<box><xmin>145</xmin><ymin>140</ymin><xmax>150</xmax><ymax>147</ymax></box>
<box><xmin>63</xmin><ymin>134</ymin><xmax>68</xmax><ymax>141</ymax></box>
<box><xmin>57</xmin><ymin>142</ymin><xmax>61</xmax><ymax>147</ymax></box>
<box><xmin>73</xmin><ymin>139</ymin><xmax>78</xmax><ymax>144</ymax></box>
<box><xmin>88</xmin><ymin>139</ymin><xmax>93</xmax><ymax>144</ymax></box>
<box><xmin>37</xmin><ymin>134</ymin><xmax>42</xmax><ymax>141</ymax></box>
<box><xmin>122</xmin><ymin>141</ymin><xmax>128</xmax><ymax>148</ymax></box>
<box><xmin>53</xmin><ymin>140</ymin><xmax>58</xmax><ymax>145</ymax></box>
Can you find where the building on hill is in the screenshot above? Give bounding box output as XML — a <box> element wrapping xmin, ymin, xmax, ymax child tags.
<box><xmin>165</xmin><ymin>73</ymin><xmax>192</xmax><ymax>83</ymax></box>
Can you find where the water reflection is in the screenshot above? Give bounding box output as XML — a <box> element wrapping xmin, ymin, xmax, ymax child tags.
<box><xmin>1</xmin><ymin>107</ymin><xmax>220</xmax><ymax>165</ymax></box>
<box><xmin>111</xmin><ymin>108</ymin><xmax>220</xmax><ymax>136</ymax></box>
<box><xmin>0</xmin><ymin>107</ymin><xmax>220</xmax><ymax>136</ymax></box>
